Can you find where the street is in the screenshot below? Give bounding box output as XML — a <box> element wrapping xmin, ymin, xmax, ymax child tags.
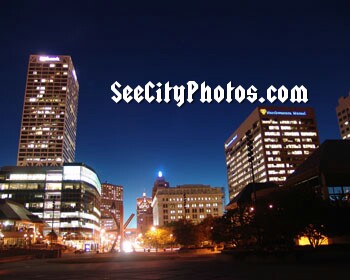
<box><xmin>0</xmin><ymin>252</ymin><xmax>348</xmax><ymax>280</ymax></box>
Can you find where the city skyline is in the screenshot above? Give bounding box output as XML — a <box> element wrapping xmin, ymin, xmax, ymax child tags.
<box><xmin>1</xmin><ymin>1</ymin><xmax>350</xmax><ymax>228</ymax></box>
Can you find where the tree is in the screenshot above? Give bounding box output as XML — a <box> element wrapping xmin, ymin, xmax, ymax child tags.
<box><xmin>196</xmin><ymin>216</ymin><xmax>215</xmax><ymax>246</ymax></box>
<box><xmin>211</xmin><ymin>206</ymin><xmax>256</xmax><ymax>247</ymax></box>
<box><xmin>170</xmin><ymin>219</ymin><xmax>199</xmax><ymax>247</ymax></box>
<box><xmin>143</xmin><ymin>227</ymin><xmax>174</xmax><ymax>249</ymax></box>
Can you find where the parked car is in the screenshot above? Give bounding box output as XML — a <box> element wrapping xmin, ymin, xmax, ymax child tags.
<box><xmin>74</xmin><ymin>249</ymin><xmax>84</xmax><ymax>254</ymax></box>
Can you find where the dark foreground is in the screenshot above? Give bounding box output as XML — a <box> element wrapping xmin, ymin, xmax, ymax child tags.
<box><xmin>0</xmin><ymin>252</ymin><xmax>348</xmax><ymax>280</ymax></box>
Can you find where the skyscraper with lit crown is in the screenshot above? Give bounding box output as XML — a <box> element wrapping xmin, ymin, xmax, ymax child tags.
<box><xmin>152</xmin><ymin>171</ymin><xmax>170</xmax><ymax>199</ymax></box>
<box><xmin>17</xmin><ymin>55</ymin><xmax>79</xmax><ymax>166</ymax></box>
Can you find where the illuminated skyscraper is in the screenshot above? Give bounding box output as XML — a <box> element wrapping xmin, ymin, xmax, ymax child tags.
<box><xmin>136</xmin><ymin>192</ymin><xmax>153</xmax><ymax>234</ymax></box>
<box><xmin>225</xmin><ymin>107</ymin><xmax>320</xmax><ymax>201</ymax></box>
<box><xmin>100</xmin><ymin>183</ymin><xmax>123</xmax><ymax>231</ymax></box>
<box><xmin>17</xmin><ymin>55</ymin><xmax>79</xmax><ymax>166</ymax></box>
<box><xmin>336</xmin><ymin>92</ymin><xmax>350</xmax><ymax>139</ymax></box>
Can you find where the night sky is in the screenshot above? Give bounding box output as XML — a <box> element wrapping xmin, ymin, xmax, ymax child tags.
<box><xmin>1</xmin><ymin>1</ymin><xmax>349</xmax><ymax>227</ymax></box>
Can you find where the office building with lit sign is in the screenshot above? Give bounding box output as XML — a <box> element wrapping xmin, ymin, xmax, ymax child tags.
<box><xmin>225</xmin><ymin>106</ymin><xmax>320</xmax><ymax>201</ymax></box>
<box><xmin>152</xmin><ymin>184</ymin><xmax>224</xmax><ymax>226</ymax></box>
<box><xmin>17</xmin><ymin>55</ymin><xmax>79</xmax><ymax>166</ymax></box>
<box><xmin>336</xmin><ymin>92</ymin><xmax>350</xmax><ymax>140</ymax></box>
<box><xmin>0</xmin><ymin>163</ymin><xmax>101</xmax><ymax>250</ymax></box>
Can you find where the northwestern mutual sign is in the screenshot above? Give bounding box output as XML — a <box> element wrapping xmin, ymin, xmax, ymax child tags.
<box><xmin>260</xmin><ymin>109</ymin><xmax>307</xmax><ymax>116</ymax></box>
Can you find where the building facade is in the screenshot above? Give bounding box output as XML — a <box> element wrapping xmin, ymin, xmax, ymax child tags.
<box><xmin>225</xmin><ymin>107</ymin><xmax>320</xmax><ymax>201</ymax></box>
<box><xmin>136</xmin><ymin>193</ymin><xmax>153</xmax><ymax>234</ymax></box>
<box><xmin>152</xmin><ymin>184</ymin><xmax>225</xmax><ymax>227</ymax></box>
<box><xmin>0</xmin><ymin>163</ymin><xmax>101</xmax><ymax>250</ymax></box>
<box><xmin>100</xmin><ymin>183</ymin><xmax>123</xmax><ymax>231</ymax></box>
<box><xmin>17</xmin><ymin>55</ymin><xmax>79</xmax><ymax>167</ymax></box>
<box><xmin>336</xmin><ymin>92</ymin><xmax>350</xmax><ymax>140</ymax></box>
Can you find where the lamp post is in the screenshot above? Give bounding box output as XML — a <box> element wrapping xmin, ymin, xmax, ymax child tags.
<box><xmin>170</xmin><ymin>234</ymin><xmax>173</xmax><ymax>251</ymax></box>
<box><xmin>51</xmin><ymin>197</ymin><xmax>56</xmax><ymax>249</ymax></box>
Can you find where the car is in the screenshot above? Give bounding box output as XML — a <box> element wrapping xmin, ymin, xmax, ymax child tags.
<box><xmin>74</xmin><ymin>249</ymin><xmax>84</xmax><ymax>254</ymax></box>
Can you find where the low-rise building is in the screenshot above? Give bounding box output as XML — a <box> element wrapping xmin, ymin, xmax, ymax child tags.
<box><xmin>0</xmin><ymin>163</ymin><xmax>101</xmax><ymax>251</ymax></box>
<box><xmin>284</xmin><ymin>140</ymin><xmax>350</xmax><ymax>201</ymax></box>
<box><xmin>152</xmin><ymin>184</ymin><xmax>225</xmax><ymax>226</ymax></box>
<box><xmin>0</xmin><ymin>199</ymin><xmax>44</xmax><ymax>247</ymax></box>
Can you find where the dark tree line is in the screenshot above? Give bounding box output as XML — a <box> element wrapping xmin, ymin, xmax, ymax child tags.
<box><xmin>166</xmin><ymin>186</ymin><xmax>350</xmax><ymax>249</ymax></box>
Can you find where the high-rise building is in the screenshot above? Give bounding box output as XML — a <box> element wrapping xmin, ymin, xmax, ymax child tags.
<box><xmin>225</xmin><ymin>107</ymin><xmax>320</xmax><ymax>201</ymax></box>
<box><xmin>152</xmin><ymin>171</ymin><xmax>169</xmax><ymax>199</ymax></box>
<box><xmin>17</xmin><ymin>55</ymin><xmax>79</xmax><ymax>167</ymax></box>
<box><xmin>100</xmin><ymin>183</ymin><xmax>123</xmax><ymax>231</ymax></box>
<box><xmin>336</xmin><ymin>92</ymin><xmax>350</xmax><ymax>139</ymax></box>
<box><xmin>136</xmin><ymin>192</ymin><xmax>153</xmax><ymax>234</ymax></box>
<box><xmin>152</xmin><ymin>184</ymin><xmax>225</xmax><ymax>227</ymax></box>
<box><xmin>0</xmin><ymin>163</ymin><xmax>101</xmax><ymax>250</ymax></box>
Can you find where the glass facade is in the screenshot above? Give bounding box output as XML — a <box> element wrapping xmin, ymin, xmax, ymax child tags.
<box><xmin>0</xmin><ymin>163</ymin><xmax>101</xmax><ymax>249</ymax></box>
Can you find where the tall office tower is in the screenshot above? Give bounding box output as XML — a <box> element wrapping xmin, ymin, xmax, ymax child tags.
<box><xmin>152</xmin><ymin>171</ymin><xmax>170</xmax><ymax>200</ymax></box>
<box><xmin>100</xmin><ymin>183</ymin><xmax>124</xmax><ymax>231</ymax></box>
<box><xmin>136</xmin><ymin>192</ymin><xmax>153</xmax><ymax>234</ymax></box>
<box><xmin>17</xmin><ymin>55</ymin><xmax>79</xmax><ymax>167</ymax></box>
<box><xmin>152</xmin><ymin>184</ymin><xmax>224</xmax><ymax>227</ymax></box>
<box><xmin>336</xmin><ymin>92</ymin><xmax>350</xmax><ymax>139</ymax></box>
<box><xmin>225</xmin><ymin>107</ymin><xmax>320</xmax><ymax>201</ymax></box>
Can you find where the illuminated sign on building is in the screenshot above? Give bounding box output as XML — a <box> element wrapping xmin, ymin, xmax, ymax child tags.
<box><xmin>260</xmin><ymin>108</ymin><xmax>307</xmax><ymax>116</ymax></box>
<box><xmin>225</xmin><ymin>134</ymin><xmax>238</xmax><ymax>149</ymax></box>
<box><xmin>39</xmin><ymin>56</ymin><xmax>60</xmax><ymax>62</ymax></box>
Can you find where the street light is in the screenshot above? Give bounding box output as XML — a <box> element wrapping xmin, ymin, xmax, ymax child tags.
<box><xmin>51</xmin><ymin>197</ymin><xmax>56</xmax><ymax>249</ymax></box>
<box><xmin>170</xmin><ymin>234</ymin><xmax>174</xmax><ymax>251</ymax></box>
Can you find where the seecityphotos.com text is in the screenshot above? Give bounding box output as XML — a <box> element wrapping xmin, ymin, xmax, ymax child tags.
<box><xmin>111</xmin><ymin>81</ymin><xmax>308</xmax><ymax>107</ymax></box>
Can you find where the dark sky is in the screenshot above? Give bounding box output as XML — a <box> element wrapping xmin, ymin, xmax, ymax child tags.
<box><xmin>1</xmin><ymin>1</ymin><xmax>349</xmax><ymax>227</ymax></box>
